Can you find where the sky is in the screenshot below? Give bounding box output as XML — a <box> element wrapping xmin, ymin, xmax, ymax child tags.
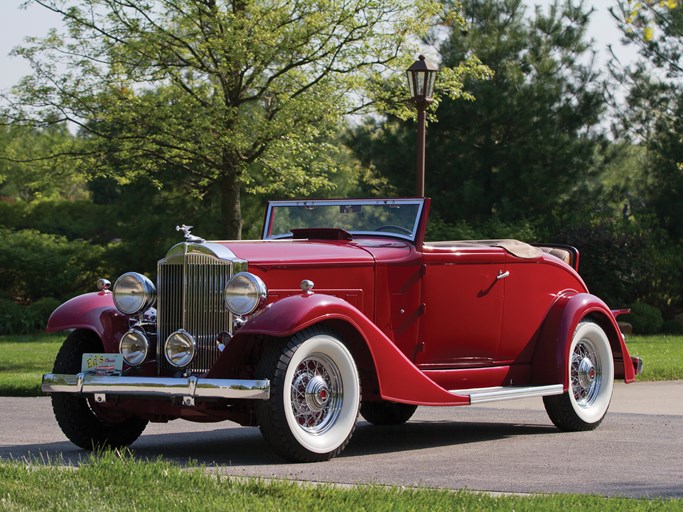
<box><xmin>0</xmin><ymin>0</ymin><xmax>640</xmax><ymax>93</ymax></box>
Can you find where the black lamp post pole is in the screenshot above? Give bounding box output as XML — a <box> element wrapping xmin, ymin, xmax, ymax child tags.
<box><xmin>415</xmin><ymin>98</ymin><xmax>429</xmax><ymax>197</ymax></box>
<box><xmin>406</xmin><ymin>55</ymin><xmax>438</xmax><ymax>198</ymax></box>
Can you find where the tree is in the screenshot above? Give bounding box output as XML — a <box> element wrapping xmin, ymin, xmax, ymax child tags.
<box><xmin>2</xmin><ymin>0</ymin><xmax>487</xmax><ymax>239</ymax></box>
<box><xmin>0</xmin><ymin>121</ymin><xmax>82</xmax><ymax>202</ymax></box>
<box><xmin>349</xmin><ymin>0</ymin><xmax>606</xmax><ymax>227</ymax></box>
<box><xmin>603</xmin><ymin>1</ymin><xmax>683</xmax><ymax>312</ymax></box>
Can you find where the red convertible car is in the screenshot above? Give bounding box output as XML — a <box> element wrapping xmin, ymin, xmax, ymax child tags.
<box><xmin>43</xmin><ymin>198</ymin><xmax>642</xmax><ymax>462</ymax></box>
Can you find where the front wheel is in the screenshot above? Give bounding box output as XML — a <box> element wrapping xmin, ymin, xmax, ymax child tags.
<box><xmin>543</xmin><ymin>321</ymin><xmax>614</xmax><ymax>431</ymax></box>
<box><xmin>255</xmin><ymin>327</ymin><xmax>361</xmax><ymax>462</ymax></box>
<box><xmin>50</xmin><ymin>330</ymin><xmax>148</xmax><ymax>450</ymax></box>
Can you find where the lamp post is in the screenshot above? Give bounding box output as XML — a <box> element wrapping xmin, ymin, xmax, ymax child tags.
<box><xmin>406</xmin><ymin>55</ymin><xmax>438</xmax><ymax>197</ymax></box>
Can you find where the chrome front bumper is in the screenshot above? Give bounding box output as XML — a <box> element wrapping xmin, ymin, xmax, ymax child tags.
<box><xmin>42</xmin><ymin>373</ymin><xmax>270</xmax><ymax>403</ymax></box>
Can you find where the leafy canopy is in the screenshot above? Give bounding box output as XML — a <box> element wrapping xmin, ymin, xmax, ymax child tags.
<box><xmin>3</xmin><ymin>0</ymin><xmax>489</xmax><ymax>238</ymax></box>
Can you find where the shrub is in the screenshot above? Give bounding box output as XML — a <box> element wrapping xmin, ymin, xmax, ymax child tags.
<box><xmin>626</xmin><ymin>302</ymin><xmax>664</xmax><ymax>335</ymax></box>
<box><xmin>0</xmin><ymin>299</ymin><xmax>24</xmax><ymax>335</ymax></box>
<box><xmin>0</xmin><ymin>228</ymin><xmax>106</xmax><ymax>303</ymax></box>
<box><xmin>555</xmin><ymin>216</ymin><xmax>681</xmax><ymax>310</ymax></box>
<box><xmin>0</xmin><ymin>297</ymin><xmax>62</xmax><ymax>335</ymax></box>
<box><xmin>662</xmin><ymin>319</ymin><xmax>683</xmax><ymax>335</ymax></box>
<box><xmin>25</xmin><ymin>297</ymin><xmax>62</xmax><ymax>331</ymax></box>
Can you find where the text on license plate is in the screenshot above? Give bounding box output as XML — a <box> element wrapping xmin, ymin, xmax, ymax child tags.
<box><xmin>81</xmin><ymin>353</ymin><xmax>123</xmax><ymax>376</ymax></box>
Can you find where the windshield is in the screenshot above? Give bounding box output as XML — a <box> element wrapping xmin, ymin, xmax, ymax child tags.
<box><xmin>263</xmin><ymin>199</ymin><xmax>425</xmax><ymax>241</ymax></box>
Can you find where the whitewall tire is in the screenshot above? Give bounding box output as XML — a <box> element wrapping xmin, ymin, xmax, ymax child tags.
<box><xmin>256</xmin><ymin>327</ymin><xmax>360</xmax><ymax>462</ymax></box>
<box><xmin>544</xmin><ymin>321</ymin><xmax>614</xmax><ymax>431</ymax></box>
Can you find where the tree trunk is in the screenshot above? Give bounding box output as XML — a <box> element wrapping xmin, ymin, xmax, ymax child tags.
<box><xmin>219</xmin><ymin>170</ymin><xmax>243</xmax><ymax>240</ymax></box>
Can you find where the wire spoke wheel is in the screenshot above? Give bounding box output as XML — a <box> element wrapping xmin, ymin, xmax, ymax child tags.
<box><xmin>290</xmin><ymin>355</ymin><xmax>342</xmax><ymax>434</ymax></box>
<box><xmin>570</xmin><ymin>339</ymin><xmax>601</xmax><ymax>407</ymax></box>
<box><xmin>544</xmin><ymin>322</ymin><xmax>614</xmax><ymax>431</ymax></box>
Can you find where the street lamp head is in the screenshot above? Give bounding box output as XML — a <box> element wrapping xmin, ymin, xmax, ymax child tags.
<box><xmin>406</xmin><ymin>55</ymin><xmax>439</xmax><ymax>101</ymax></box>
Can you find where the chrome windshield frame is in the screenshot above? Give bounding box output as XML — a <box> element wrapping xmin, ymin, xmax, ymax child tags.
<box><xmin>262</xmin><ymin>198</ymin><xmax>426</xmax><ymax>242</ymax></box>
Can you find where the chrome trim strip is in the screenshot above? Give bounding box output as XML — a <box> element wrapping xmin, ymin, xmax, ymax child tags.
<box><xmin>42</xmin><ymin>373</ymin><xmax>270</xmax><ymax>400</ymax></box>
<box><xmin>451</xmin><ymin>384</ymin><xmax>564</xmax><ymax>404</ymax></box>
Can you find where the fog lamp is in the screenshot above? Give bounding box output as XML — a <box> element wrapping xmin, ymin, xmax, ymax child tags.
<box><xmin>119</xmin><ymin>328</ymin><xmax>149</xmax><ymax>366</ymax></box>
<box><xmin>165</xmin><ymin>329</ymin><xmax>196</xmax><ymax>368</ymax></box>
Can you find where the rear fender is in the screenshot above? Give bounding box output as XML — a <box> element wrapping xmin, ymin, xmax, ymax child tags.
<box><xmin>532</xmin><ymin>292</ymin><xmax>636</xmax><ymax>389</ymax></box>
<box><xmin>232</xmin><ymin>293</ymin><xmax>468</xmax><ymax>406</ymax></box>
<box><xmin>46</xmin><ymin>292</ymin><xmax>129</xmax><ymax>353</ymax></box>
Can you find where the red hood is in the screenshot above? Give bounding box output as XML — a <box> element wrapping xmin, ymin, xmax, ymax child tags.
<box><xmin>211</xmin><ymin>239</ymin><xmax>376</xmax><ymax>267</ymax></box>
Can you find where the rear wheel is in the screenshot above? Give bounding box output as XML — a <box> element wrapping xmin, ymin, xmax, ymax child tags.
<box><xmin>360</xmin><ymin>401</ymin><xmax>417</xmax><ymax>426</ymax></box>
<box><xmin>256</xmin><ymin>327</ymin><xmax>360</xmax><ymax>462</ymax></box>
<box><xmin>543</xmin><ymin>322</ymin><xmax>614</xmax><ymax>431</ymax></box>
<box><xmin>50</xmin><ymin>330</ymin><xmax>148</xmax><ymax>450</ymax></box>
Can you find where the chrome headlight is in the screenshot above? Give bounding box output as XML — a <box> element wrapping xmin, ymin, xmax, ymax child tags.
<box><xmin>119</xmin><ymin>328</ymin><xmax>149</xmax><ymax>367</ymax></box>
<box><xmin>113</xmin><ymin>272</ymin><xmax>156</xmax><ymax>315</ymax></box>
<box><xmin>224</xmin><ymin>272</ymin><xmax>267</xmax><ymax>316</ymax></box>
<box><xmin>165</xmin><ymin>329</ymin><xmax>196</xmax><ymax>368</ymax></box>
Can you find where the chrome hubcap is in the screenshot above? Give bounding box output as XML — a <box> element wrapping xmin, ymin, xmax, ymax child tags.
<box><xmin>304</xmin><ymin>375</ymin><xmax>331</xmax><ymax>412</ymax></box>
<box><xmin>578</xmin><ymin>357</ymin><xmax>596</xmax><ymax>389</ymax></box>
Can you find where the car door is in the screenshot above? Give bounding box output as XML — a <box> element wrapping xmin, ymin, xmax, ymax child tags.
<box><xmin>416</xmin><ymin>245</ymin><xmax>506</xmax><ymax>368</ymax></box>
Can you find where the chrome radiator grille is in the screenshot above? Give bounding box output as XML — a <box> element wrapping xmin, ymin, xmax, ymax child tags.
<box><xmin>157</xmin><ymin>246</ymin><xmax>236</xmax><ymax>374</ymax></box>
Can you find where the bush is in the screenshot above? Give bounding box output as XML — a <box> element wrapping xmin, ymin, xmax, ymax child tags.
<box><xmin>662</xmin><ymin>319</ymin><xmax>683</xmax><ymax>335</ymax></box>
<box><xmin>0</xmin><ymin>228</ymin><xmax>106</xmax><ymax>303</ymax></box>
<box><xmin>555</xmin><ymin>216</ymin><xmax>681</xmax><ymax>310</ymax></box>
<box><xmin>626</xmin><ymin>302</ymin><xmax>664</xmax><ymax>335</ymax></box>
<box><xmin>0</xmin><ymin>299</ymin><xmax>24</xmax><ymax>335</ymax></box>
<box><xmin>25</xmin><ymin>297</ymin><xmax>62</xmax><ymax>331</ymax></box>
<box><xmin>0</xmin><ymin>297</ymin><xmax>61</xmax><ymax>335</ymax></box>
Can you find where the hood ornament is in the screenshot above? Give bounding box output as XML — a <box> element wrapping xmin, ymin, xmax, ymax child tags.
<box><xmin>176</xmin><ymin>224</ymin><xmax>205</xmax><ymax>244</ymax></box>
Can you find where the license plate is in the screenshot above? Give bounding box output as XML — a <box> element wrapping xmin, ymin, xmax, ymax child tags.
<box><xmin>81</xmin><ymin>353</ymin><xmax>124</xmax><ymax>376</ymax></box>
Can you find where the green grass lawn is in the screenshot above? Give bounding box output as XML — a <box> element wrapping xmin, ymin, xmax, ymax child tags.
<box><xmin>0</xmin><ymin>332</ymin><xmax>681</xmax><ymax>397</ymax></box>
<box><xmin>625</xmin><ymin>334</ymin><xmax>683</xmax><ymax>381</ymax></box>
<box><xmin>0</xmin><ymin>451</ymin><xmax>680</xmax><ymax>511</ymax></box>
<box><xmin>0</xmin><ymin>333</ymin><xmax>63</xmax><ymax>396</ymax></box>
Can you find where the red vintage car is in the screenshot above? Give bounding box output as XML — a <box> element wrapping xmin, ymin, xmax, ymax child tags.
<box><xmin>43</xmin><ymin>198</ymin><xmax>642</xmax><ymax>462</ymax></box>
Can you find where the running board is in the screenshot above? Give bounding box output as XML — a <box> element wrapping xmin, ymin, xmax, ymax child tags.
<box><xmin>450</xmin><ymin>384</ymin><xmax>564</xmax><ymax>404</ymax></box>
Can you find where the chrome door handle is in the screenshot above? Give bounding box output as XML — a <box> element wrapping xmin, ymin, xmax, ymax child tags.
<box><xmin>497</xmin><ymin>271</ymin><xmax>510</xmax><ymax>280</ymax></box>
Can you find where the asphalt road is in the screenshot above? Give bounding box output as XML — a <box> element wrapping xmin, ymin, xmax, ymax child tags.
<box><xmin>1</xmin><ymin>381</ymin><xmax>681</xmax><ymax>498</ymax></box>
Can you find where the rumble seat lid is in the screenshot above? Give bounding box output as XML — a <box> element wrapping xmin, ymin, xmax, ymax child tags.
<box><xmin>422</xmin><ymin>239</ymin><xmax>543</xmax><ymax>259</ymax></box>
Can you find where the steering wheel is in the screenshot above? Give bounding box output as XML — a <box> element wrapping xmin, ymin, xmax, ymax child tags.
<box><xmin>374</xmin><ymin>225</ymin><xmax>413</xmax><ymax>235</ymax></box>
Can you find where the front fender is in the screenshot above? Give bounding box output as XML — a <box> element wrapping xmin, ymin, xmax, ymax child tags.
<box><xmin>46</xmin><ymin>292</ymin><xmax>129</xmax><ymax>352</ymax></box>
<box><xmin>532</xmin><ymin>292</ymin><xmax>636</xmax><ymax>388</ymax></box>
<box><xmin>236</xmin><ymin>293</ymin><xmax>469</xmax><ymax>406</ymax></box>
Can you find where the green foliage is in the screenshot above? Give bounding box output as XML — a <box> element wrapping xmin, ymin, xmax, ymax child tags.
<box><xmin>554</xmin><ymin>216</ymin><xmax>681</xmax><ymax>310</ymax></box>
<box><xmin>626</xmin><ymin>302</ymin><xmax>664</xmax><ymax>335</ymax></box>
<box><xmin>0</xmin><ymin>298</ymin><xmax>60</xmax><ymax>336</ymax></box>
<box><xmin>0</xmin><ymin>300</ymin><xmax>24</xmax><ymax>336</ymax></box>
<box><xmin>349</xmin><ymin>0</ymin><xmax>606</xmax><ymax>227</ymax></box>
<box><xmin>0</xmin><ymin>228</ymin><xmax>105</xmax><ymax>304</ymax></box>
<box><xmin>0</xmin><ymin>123</ymin><xmax>84</xmax><ymax>202</ymax></box>
<box><xmin>3</xmin><ymin>0</ymin><xmax>488</xmax><ymax>240</ymax></box>
<box><xmin>425</xmin><ymin>212</ymin><xmax>539</xmax><ymax>242</ymax></box>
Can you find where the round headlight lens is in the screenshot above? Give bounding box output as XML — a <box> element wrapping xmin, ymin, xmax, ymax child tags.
<box><xmin>119</xmin><ymin>328</ymin><xmax>149</xmax><ymax>367</ymax></box>
<box><xmin>224</xmin><ymin>272</ymin><xmax>267</xmax><ymax>316</ymax></box>
<box><xmin>165</xmin><ymin>329</ymin><xmax>196</xmax><ymax>368</ymax></box>
<box><xmin>113</xmin><ymin>272</ymin><xmax>156</xmax><ymax>315</ymax></box>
